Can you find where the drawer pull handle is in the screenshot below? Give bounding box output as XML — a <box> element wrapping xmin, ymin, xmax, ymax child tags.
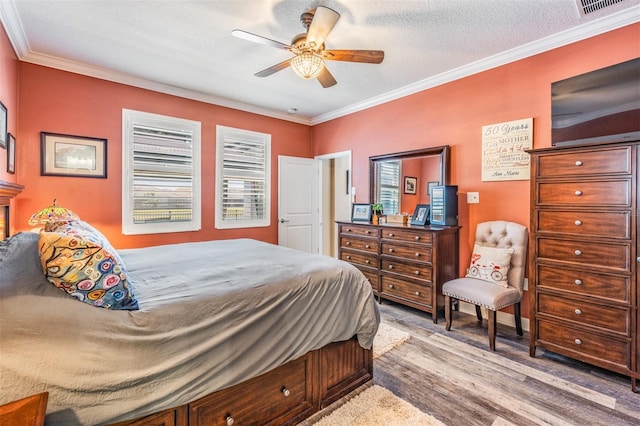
<box><xmin>365</xmin><ymin>244</ymin><xmax>370</xmax><ymax>249</ymax></box>
<box><xmin>415</xmin><ymin>252</ymin><xmax>420</xmax><ymax>257</ymax></box>
<box><xmin>575</xmin><ymin>279</ymin><xmax>583</xmax><ymax>285</ymax></box>
<box><xmin>388</xmin><ymin>284</ymin><xmax>394</xmax><ymax>289</ymax></box>
<box><xmin>415</xmin><ymin>271</ymin><xmax>420</xmax><ymax>275</ymax></box>
<box><xmin>365</xmin><ymin>260</ymin><xmax>370</xmax><ymax>264</ymax></box>
<box><xmin>366</xmin><ymin>231</ymin><xmax>371</xmax><ymax>234</ymax></box>
<box><xmin>345</xmin><ymin>241</ymin><xmax>350</xmax><ymax>245</ymax></box>
<box><xmin>226</xmin><ymin>415</ymin><xmax>235</xmax><ymax>426</ymax></box>
<box><xmin>345</xmin><ymin>228</ymin><xmax>351</xmax><ymax>232</ymax></box>
<box><xmin>389</xmin><ymin>233</ymin><xmax>395</xmax><ymax>237</ymax></box>
<box><xmin>346</xmin><ymin>255</ymin><xmax>351</xmax><ymax>260</ymax></box>
<box><xmin>574</xmin><ymin>250</ymin><xmax>582</xmax><ymax>256</ymax></box>
<box><xmin>575</xmin><ymin>160</ymin><xmax>583</xmax><ymax>166</ymax></box>
<box><xmin>282</xmin><ymin>387</ymin><xmax>290</xmax><ymax>397</ymax></box>
<box><xmin>415</xmin><ymin>291</ymin><xmax>420</xmax><ymax>296</ymax></box>
<box><xmin>574</xmin><ymin>220</ymin><xmax>582</xmax><ymax>226</ymax></box>
<box><xmin>414</xmin><ymin>236</ymin><xmax>420</xmax><ymax>241</ymax></box>
<box><xmin>388</xmin><ymin>248</ymin><xmax>394</xmax><ymax>253</ymax></box>
<box><xmin>574</xmin><ymin>190</ymin><xmax>583</xmax><ymax>196</ymax></box>
<box><xmin>574</xmin><ymin>309</ymin><xmax>583</xmax><ymax>315</ymax></box>
<box><xmin>388</xmin><ymin>265</ymin><xmax>394</xmax><ymax>269</ymax></box>
<box><xmin>574</xmin><ymin>339</ymin><xmax>582</xmax><ymax>345</ymax></box>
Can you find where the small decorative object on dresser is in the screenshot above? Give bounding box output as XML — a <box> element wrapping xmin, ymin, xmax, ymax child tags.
<box><xmin>528</xmin><ymin>141</ymin><xmax>640</xmax><ymax>392</ymax></box>
<box><xmin>338</xmin><ymin>221</ymin><xmax>459</xmax><ymax>322</ymax></box>
<box><xmin>410</xmin><ymin>204</ymin><xmax>430</xmax><ymax>226</ymax></box>
<box><xmin>351</xmin><ymin>203</ymin><xmax>372</xmax><ymax>222</ymax></box>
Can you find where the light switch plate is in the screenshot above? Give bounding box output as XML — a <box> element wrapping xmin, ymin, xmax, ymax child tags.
<box><xmin>467</xmin><ymin>192</ymin><xmax>480</xmax><ymax>204</ymax></box>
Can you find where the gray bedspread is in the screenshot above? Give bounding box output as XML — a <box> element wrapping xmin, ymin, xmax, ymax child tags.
<box><xmin>0</xmin><ymin>232</ymin><xmax>379</xmax><ymax>425</ymax></box>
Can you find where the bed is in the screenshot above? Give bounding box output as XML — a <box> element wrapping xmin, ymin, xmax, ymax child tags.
<box><xmin>0</xmin><ymin>227</ymin><xmax>379</xmax><ymax>425</ymax></box>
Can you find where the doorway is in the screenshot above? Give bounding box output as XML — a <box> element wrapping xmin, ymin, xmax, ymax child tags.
<box><xmin>317</xmin><ymin>151</ymin><xmax>352</xmax><ymax>258</ymax></box>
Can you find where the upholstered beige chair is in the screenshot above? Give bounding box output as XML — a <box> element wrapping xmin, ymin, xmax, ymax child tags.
<box><xmin>443</xmin><ymin>221</ymin><xmax>528</xmax><ymax>351</ymax></box>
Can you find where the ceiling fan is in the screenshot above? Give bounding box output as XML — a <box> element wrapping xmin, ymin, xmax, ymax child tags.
<box><xmin>231</xmin><ymin>6</ymin><xmax>384</xmax><ymax>88</ymax></box>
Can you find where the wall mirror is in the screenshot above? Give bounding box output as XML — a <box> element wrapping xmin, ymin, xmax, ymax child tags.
<box><xmin>369</xmin><ymin>145</ymin><xmax>450</xmax><ymax>216</ymax></box>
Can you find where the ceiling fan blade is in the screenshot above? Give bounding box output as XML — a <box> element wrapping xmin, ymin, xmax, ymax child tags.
<box><xmin>231</xmin><ymin>29</ymin><xmax>293</xmax><ymax>52</ymax></box>
<box><xmin>323</xmin><ymin>50</ymin><xmax>384</xmax><ymax>64</ymax></box>
<box><xmin>317</xmin><ymin>67</ymin><xmax>337</xmax><ymax>88</ymax></box>
<box><xmin>255</xmin><ymin>59</ymin><xmax>291</xmax><ymax>77</ymax></box>
<box><xmin>306</xmin><ymin>6</ymin><xmax>340</xmax><ymax>49</ymax></box>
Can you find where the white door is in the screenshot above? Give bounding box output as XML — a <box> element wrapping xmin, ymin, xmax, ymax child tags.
<box><xmin>278</xmin><ymin>156</ymin><xmax>319</xmax><ymax>253</ymax></box>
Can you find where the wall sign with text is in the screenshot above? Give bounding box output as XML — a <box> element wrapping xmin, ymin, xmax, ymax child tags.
<box><xmin>481</xmin><ymin>117</ymin><xmax>533</xmax><ymax>181</ymax></box>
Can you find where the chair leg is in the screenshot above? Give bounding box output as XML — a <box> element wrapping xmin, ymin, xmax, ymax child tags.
<box><xmin>488</xmin><ymin>310</ymin><xmax>497</xmax><ymax>351</ymax></box>
<box><xmin>475</xmin><ymin>305</ymin><xmax>483</xmax><ymax>321</ymax></box>
<box><xmin>445</xmin><ymin>295</ymin><xmax>452</xmax><ymax>331</ymax></box>
<box><xmin>514</xmin><ymin>302</ymin><xmax>523</xmax><ymax>336</ymax></box>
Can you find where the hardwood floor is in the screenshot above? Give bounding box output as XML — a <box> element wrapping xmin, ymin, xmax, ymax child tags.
<box><xmin>370</xmin><ymin>301</ymin><xmax>638</xmax><ymax>425</ymax></box>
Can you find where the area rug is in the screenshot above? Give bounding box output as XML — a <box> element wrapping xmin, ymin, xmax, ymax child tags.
<box><xmin>312</xmin><ymin>384</ymin><xmax>446</xmax><ymax>426</ymax></box>
<box><xmin>373</xmin><ymin>322</ymin><xmax>411</xmax><ymax>359</ymax></box>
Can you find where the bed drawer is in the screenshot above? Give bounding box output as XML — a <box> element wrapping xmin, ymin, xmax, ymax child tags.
<box><xmin>536</xmin><ymin>180</ymin><xmax>631</xmax><ymax>207</ymax></box>
<box><xmin>380</xmin><ymin>228</ymin><xmax>432</xmax><ymax>244</ymax></box>
<box><xmin>189</xmin><ymin>354</ymin><xmax>314</xmax><ymax>426</ymax></box>
<box><xmin>536</xmin><ymin>210</ymin><xmax>630</xmax><ymax>239</ymax></box>
<box><xmin>339</xmin><ymin>224</ymin><xmax>379</xmax><ymax>238</ymax></box>
<box><xmin>380</xmin><ymin>242</ymin><xmax>432</xmax><ymax>263</ymax></box>
<box><xmin>537</xmin><ymin>293</ymin><xmax>630</xmax><ymax>335</ymax></box>
<box><xmin>536</xmin><ymin>320</ymin><xmax>630</xmax><ymax>370</ymax></box>
<box><xmin>536</xmin><ymin>146</ymin><xmax>631</xmax><ymax>178</ymax></box>
<box><xmin>340</xmin><ymin>236</ymin><xmax>378</xmax><ymax>253</ymax></box>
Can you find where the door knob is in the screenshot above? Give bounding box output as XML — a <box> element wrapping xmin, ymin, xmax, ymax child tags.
<box><xmin>280</xmin><ymin>219</ymin><xmax>290</xmax><ymax>223</ymax></box>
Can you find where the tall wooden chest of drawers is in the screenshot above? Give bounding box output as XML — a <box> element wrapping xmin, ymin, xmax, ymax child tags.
<box><xmin>528</xmin><ymin>141</ymin><xmax>639</xmax><ymax>391</ymax></box>
<box><xmin>337</xmin><ymin>221</ymin><xmax>459</xmax><ymax>323</ymax></box>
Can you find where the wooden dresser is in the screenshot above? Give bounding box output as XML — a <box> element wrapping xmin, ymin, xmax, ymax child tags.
<box><xmin>337</xmin><ymin>221</ymin><xmax>459</xmax><ymax>322</ymax></box>
<box><xmin>528</xmin><ymin>141</ymin><xmax>639</xmax><ymax>391</ymax></box>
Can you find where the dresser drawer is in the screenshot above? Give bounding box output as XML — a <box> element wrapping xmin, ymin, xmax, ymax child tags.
<box><xmin>380</xmin><ymin>275</ymin><xmax>431</xmax><ymax>306</ymax></box>
<box><xmin>380</xmin><ymin>258</ymin><xmax>432</xmax><ymax>283</ymax></box>
<box><xmin>339</xmin><ymin>224</ymin><xmax>379</xmax><ymax>238</ymax></box>
<box><xmin>340</xmin><ymin>250</ymin><xmax>377</xmax><ymax>268</ymax></box>
<box><xmin>536</xmin><ymin>210</ymin><xmax>630</xmax><ymax>239</ymax></box>
<box><xmin>537</xmin><ymin>146</ymin><xmax>631</xmax><ymax>177</ymax></box>
<box><xmin>189</xmin><ymin>354</ymin><xmax>313</xmax><ymax>426</ymax></box>
<box><xmin>537</xmin><ymin>320</ymin><xmax>630</xmax><ymax>369</ymax></box>
<box><xmin>536</xmin><ymin>265</ymin><xmax>630</xmax><ymax>303</ymax></box>
<box><xmin>537</xmin><ymin>180</ymin><xmax>631</xmax><ymax>207</ymax></box>
<box><xmin>380</xmin><ymin>242</ymin><xmax>432</xmax><ymax>263</ymax></box>
<box><xmin>380</xmin><ymin>228</ymin><xmax>432</xmax><ymax>244</ymax></box>
<box><xmin>537</xmin><ymin>238</ymin><xmax>630</xmax><ymax>272</ymax></box>
<box><xmin>340</xmin><ymin>236</ymin><xmax>378</xmax><ymax>253</ymax></box>
<box><xmin>357</xmin><ymin>266</ymin><xmax>379</xmax><ymax>290</ymax></box>
<box><xmin>538</xmin><ymin>293</ymin><xmax>630</xmax><ymax>335</ymax></box>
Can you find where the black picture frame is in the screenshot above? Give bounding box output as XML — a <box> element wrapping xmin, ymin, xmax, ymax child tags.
<box><xmin>40</xmin><ymin>132</ymin><xmax>107</xmax><ymax>178</ymax></box>
<box><xmin>351</xmin><ymin>203</ymin><xmax>372</xmax><ymax>222</ymax></box>
<box><xmin>410</xmin><ymin>204</ymin><xmax>430</xmax><ymax>226</ymax></box>
<box><xmin>0</xmin><ymin>101</ymin><xmax>7</xmax><ymax>149</ymax></box>
<box><xmin>404</xmin><ymin>176</ymin><xmax>417</xmax><ymax>194</ymax></box>
<box><xmin>7</xmin><ymin>133</ymin><xmax>15</xmax><ymax>174</ymax></box>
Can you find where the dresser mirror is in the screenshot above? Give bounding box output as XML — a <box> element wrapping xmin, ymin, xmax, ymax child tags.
<box><xmin>369</xmin><ymin>145</ymin><xmax>450</xmax><ymax>215</ymax></box>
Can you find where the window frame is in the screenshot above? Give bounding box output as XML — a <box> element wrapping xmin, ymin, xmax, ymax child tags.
<box><xmin>122</xmin><ymin>109</ymin><xmax>201</xmax><ymax>235</ymax></box>
<box><xmin>215</xmin><ymin>125</ymin><xmax>271</xmax><ymax>229</ymax></box>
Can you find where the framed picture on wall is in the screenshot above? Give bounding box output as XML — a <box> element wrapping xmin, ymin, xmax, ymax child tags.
<box><xmin>404</xmin><ymin>176</ymin><xmax>417</xmax><ymax>194</ymax></box>
<box><xmin>0</xmin><ymin>101</ymin><xmax>7</xmax><ymax>149</ymax></box>
<box><xmin>7</xmin><ymin>133</ymin><xmax>15</xmax><ymax>174</ymax></box>
<box><xmin>40</xmin><ymin>132</ymin><xmax>107</xmax><ymax>178</ymax></box>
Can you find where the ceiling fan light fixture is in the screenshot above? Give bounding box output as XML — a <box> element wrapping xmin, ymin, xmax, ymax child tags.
<box><xmin>291</xmin><ymin>51</ymin><xmax>324</xmax><ymax>79</ymax></box>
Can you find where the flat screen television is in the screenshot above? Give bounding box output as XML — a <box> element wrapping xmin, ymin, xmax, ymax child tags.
<box><xmin>551</xmin><ymin>58</ymin><xmax>640</xmax><ymax>146</ymax></box>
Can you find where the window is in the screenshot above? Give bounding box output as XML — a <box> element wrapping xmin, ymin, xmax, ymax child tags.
<box><xmin>122</xmin><ymin>109</ymin><xmax>201</xmax><ymax>235</ymax></box>
<box><xmin>215</xmin><ymin>125</ymin><xmax>270</xmax><ymax>229</ymax></box>
<box><xmin>376</xmin><ymin>160</ymin><xmax>401</xmax><ymax>214</ymax></box>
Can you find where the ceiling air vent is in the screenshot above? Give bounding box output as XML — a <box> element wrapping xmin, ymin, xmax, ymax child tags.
<box><xmin>576</xmin><ymin>0</ymin><xmax>627</xmax><ymax>16</ymax></box>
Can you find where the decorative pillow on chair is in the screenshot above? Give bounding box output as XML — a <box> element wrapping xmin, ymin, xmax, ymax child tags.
<box><xmin>465</xmin><ymin>244</ymin><xmax>514</xmax><ymax>287</ymax></box>
<box><xmin>38</xmin><ymin>220</ymin><xmax>139</xmax><ymax>310</ymax></box>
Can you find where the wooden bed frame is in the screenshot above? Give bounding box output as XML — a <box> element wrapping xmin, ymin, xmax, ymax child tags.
<box><xmin>111</xmin><ymin>337</ymin><xmax>372</xmax><ymax>426</ymax></box>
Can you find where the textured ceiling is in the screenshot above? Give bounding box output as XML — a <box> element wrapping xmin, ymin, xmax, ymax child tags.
<box><xmin>1</xmin><ymin>0</ymin><xmax>639</xmax><ymax>125</ymax></box>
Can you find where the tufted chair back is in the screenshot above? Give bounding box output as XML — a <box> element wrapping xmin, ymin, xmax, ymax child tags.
<box><xmin>474</xmin><ymin>221</ymin><xmax>528</xmax><ymax>296</ymax></box>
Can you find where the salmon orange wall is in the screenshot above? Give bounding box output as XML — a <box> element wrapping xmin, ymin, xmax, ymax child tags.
<box><xmin>15</xmin><ymin>64</ymin><xmax>313</xmax><ymax>248</ymax></box>
<box><xmin>0</xmin><ymin>23</ymin><xmax>20</xmax><ymax>228</ymax></box>
<box><xmin>312</xmin><ymin>24</ymin><xmax>639</xmax><ymax>317</ymax></box>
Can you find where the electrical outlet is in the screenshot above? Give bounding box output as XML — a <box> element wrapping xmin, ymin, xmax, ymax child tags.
<box><xmin>467</xmin><ymin>192</ymin><xmax>480</xmax><ymax>204</ymax></box>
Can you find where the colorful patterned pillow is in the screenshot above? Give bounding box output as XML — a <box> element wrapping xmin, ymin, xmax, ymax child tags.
<box><xmin>38</xmin><ymin>220</ymin><xmax>139</xmax><ymax>310</ymax></box>
<box><xmin>464</xmin><ymin>244</ymin><xmax>514</xmax><ymax>287</ymax></box>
